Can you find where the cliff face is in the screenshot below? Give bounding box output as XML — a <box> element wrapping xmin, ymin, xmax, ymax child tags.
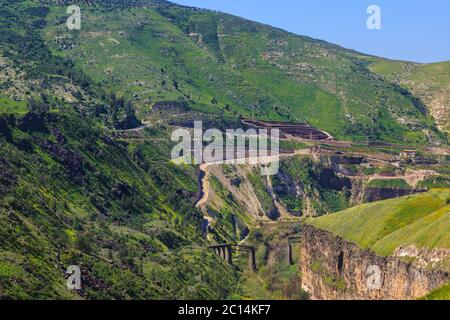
<box><xmin>350</xmin><ymin>180</ymin><xmax>422</xmax><ymax>204</ymax></box>
<box><xmin>300</xmin><ymin>224</ymin><xmax>449</xmax><ymax>300</ymax></box>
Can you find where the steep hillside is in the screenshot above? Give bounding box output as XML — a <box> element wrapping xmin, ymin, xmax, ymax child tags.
<box><xmin>370</xmin><ymin>59</ymin><xmax>450</xmax><ymax>133</ymax></box>
<box><xmin>200</xmin><ymin>154</ymin><xmax>355</xmax><ymax>244</ymax></box>
<box><xmin>0</xmin><ymin>0</ymin><xmax>239</xmax><ymax>299</ymax></box>
<box><xmin>307</xmin><ymin>189</ymin><xmax>450</xmax><ymax>270</ymax></box>
<box><xmin>0</xmin><ymin>110</ymin><xmax>242</xmax><ymax>299</ymax></box>
<box><xmin>302</xmin><ymin>190</ymin><xmax>450</xmax><ymax>299</ymax></box>
<box><xmin>300</xmin><ymin>224</ymin><xmax>448</xmax><ymax>300</ymax></box>
<box><xmin>39</xmin><ymin>0</ymin><xmax>445</xmax><ymax>144</ymax></box>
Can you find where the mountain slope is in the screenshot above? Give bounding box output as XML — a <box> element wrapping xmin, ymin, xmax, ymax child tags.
<box><xmin>40</xmin><ymin>0</ymin><xmax>445</xmax><ymax>144</ymax></box>
<box><xmin>0</xmin><ymin>0</ymin><xmax>239</xmax><ymax>299</ymax></box>
<box><xmin>307</xmin><ymin>189</ymin><xmax>450</xmax><ymax>270</ymax></box>
<box><xmin>1</xmin><ymin>0</ymin><xmax>449</xmax><ymax>300</ymax></box>
<box><xmin>370</xmin><ymin>59</ymin><xmax>450</xmax><ymax>133</ymax></box>
<box><xmin>0</xmin><ymin>109</ymin><xmax>240</xmax><ymax>299</ymax></box>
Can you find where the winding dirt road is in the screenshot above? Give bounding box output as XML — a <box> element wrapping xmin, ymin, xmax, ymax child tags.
<box><xmin>195</xmin><ymin>164</ymin><xmax>211</xmax><ymax>208</ymax></box>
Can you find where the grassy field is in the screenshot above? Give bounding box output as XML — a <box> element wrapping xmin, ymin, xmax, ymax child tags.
<box><xmin>0</xmin><ymin>97</ymin><xmax>28</xmax><ymax>115</ymax></box>
<box><xmin>307</xmin><ymin>189</ymin><xmax>450</xmax><ymax>261</ymax></box>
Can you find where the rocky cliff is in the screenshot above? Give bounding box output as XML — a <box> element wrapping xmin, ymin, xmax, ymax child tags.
<box><xmin>350</xmin><ymin>180</ymin><xmax>423</xmax><ymax>204</ymax></box>
<box><xmin>300</xmin><ymin>224</ymin><xmax>449</xmax><ymax>300</ymax></box>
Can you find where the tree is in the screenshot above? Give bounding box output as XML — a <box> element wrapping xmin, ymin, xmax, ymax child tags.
<box><xmin>27</xmin><ymin>97</ymin><xmax>49</xmax><ymax>114</ymax></box>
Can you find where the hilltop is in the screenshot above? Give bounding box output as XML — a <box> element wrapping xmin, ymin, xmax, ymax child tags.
<box><xmin>36</xmin><ymin>0</ymin><xmax>446</xmax><ymax>144</ymax></box>
<box><xmin>370</xmin><ymin>59</ymin><xmax>450</xmax><ymax>133</ymax></box>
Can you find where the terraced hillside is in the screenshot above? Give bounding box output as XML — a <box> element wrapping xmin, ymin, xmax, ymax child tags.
<box><xmin>39</xmin><ymin>0</ymin><xmax>445</xmax><ymax>144</ymax></box>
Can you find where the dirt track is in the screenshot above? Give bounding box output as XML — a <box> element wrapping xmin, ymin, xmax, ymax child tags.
<box><xmin>195</xmin><ymin>164</ymin><xmax>210</xmax><ymax>208</ymax></box>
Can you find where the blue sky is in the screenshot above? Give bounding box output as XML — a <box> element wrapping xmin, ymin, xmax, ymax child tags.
<box><xmin>172</xmin><ymin>0</ymin><xmax>450</xmax><ymax>63</ymax></box>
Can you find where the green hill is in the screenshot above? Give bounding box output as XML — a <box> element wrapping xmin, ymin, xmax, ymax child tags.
<box><xmin>370</xmin><ymin>59</ymin><xmax>450</xmax><ymax>133</ymax></box>
<box><xmin>0</xmin><ymin>0</ymin><xmax>239</xmax><ymax>299</ymax></box>
<box><xmin>307</xmin><ymin>189</ymin><xmax>450</xmax><ymax>270</ymax></box>
<box><xmin>0</xmin><ymin>0</ymin><xmax>449</xmax><ymax>300</ymax></box>
<box><xmin>421</xmin><ymin>283</ymin><xmax>450</xmax><ymax>300</ymax></box>
<box><xmin>36</xmin><ymin>0</ymin><xmax>445</xmax><ymax>144</ymax></box>
<box><xmin>0</xmin><ymin>106</ymin><xmax>240</xmax><ymax>299</ymax></box>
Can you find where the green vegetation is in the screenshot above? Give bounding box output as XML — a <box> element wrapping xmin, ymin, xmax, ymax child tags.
<box><xmin>247</xmin><ymin>171</ymin><xmax>274</xmax><ymax>214</ymax></box>
<box><xmin>233</xmin><ymin>222</ymin><xmax>309</xmax><ymax>300</ymax></box>
<box><xmin>367</xmin><ymin>179</ymin><xmax>411</xmax><ymax>189</ymax></box>
<box><xmin>421</xmin><ymin>283</ymin><xmax>450</xmax><ymax>300</ymax></box>
<box><xmin>417</xmin><ymin>177</ymin><xmax>450</xmax><ymax>189</ymax></box>
<box><xmin>0</xmin><ymin>110</ymin><xmax>239</xmax><ymax>299</ymax></box>
<box><xmin>370</xmin><ymin>59</ymin><xmax>450</xmax><ymax>132</ymax></box>
<box><xmin>0</xmin><ymin>0</ymin><xmax>239</xmax><ymax>299</ymax></box>
<box><xmin>0</xmin><ymin>0</ymin><xmax>449</xmax><ymax>300</ymax></box>
<box><xmin>279</xmin><ymin>140</ymin><xmax>309</xmax><ymax>150</ymax></box>
<box><xmin>307</xmin><ymin>190</ymin><xmax>450</xmax><ymax>262</ymax></box>
<box><xmin>0</xmin><ymin>97</ymin><xmax>28</xmax><ymax>115</ymax></box>
<box><xmin>207</xmin><ymin>174</ymin><xmax>253</xmax><ymax>241</ymax></box>
<box><xmin>40</xmin><ymin>0</ymin><xmax>445</xmax><ymax>144</ymax></box>
<box><xmin>274</xmin><ymin>156</ymin><xmax>351</xmax><ymax>216</ymax></box>
<box><xmin>310</xmin><ymin>259</ymin><xmax>346</xmax><ymax>292</ymax></box>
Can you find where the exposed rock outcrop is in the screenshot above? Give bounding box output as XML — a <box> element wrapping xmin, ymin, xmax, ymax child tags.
<box><xmin>0</xmin><ymin>157</ymin><xmax>16</xmax><ymax>196</ymax></box>
<box><xmin>350</xmin><ymin>180</ymin><xmax>423</xmax><ymax>204</ymax></box>
<box><xmin>37</xmin><ymin>139</ymin><xmax>85</xmax><ymax>179</ymax></box>
<box><xmin>300</xmin><ymin>224</ymin><xmax>449</xmax><ymax>300</ymax></box>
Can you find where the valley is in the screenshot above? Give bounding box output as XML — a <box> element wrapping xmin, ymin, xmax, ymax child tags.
<box><xmin>0</xmin><ymin>0</ymin><xmax>449</xmax><ymax>300</ymax></box>
<box><xmin>187</xmin><ymin>123</ymin><xmax>450</xmax><ymax>299</ymax></box>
